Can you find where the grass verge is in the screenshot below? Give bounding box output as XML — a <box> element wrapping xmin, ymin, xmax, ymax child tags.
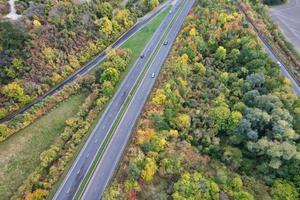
<box><xmin>0</xmin><ymin>94</ymin><xmax>86</xmax><ymax>199</ymax></box>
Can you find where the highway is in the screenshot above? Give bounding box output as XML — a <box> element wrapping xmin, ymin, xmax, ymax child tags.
<box><xmin>0</xmin><ymin>0</ymin><xmax>171</xmax><ymax>123</ymax></box>
<box><xmin>53</xmin><ymin>0</ymin><xmax>195</xmax><ymax>199</ymax></box>
<box><xmin>79</xmin><ymin>0</ymin><xmax>195</xmax><ymax>198</ymax></box>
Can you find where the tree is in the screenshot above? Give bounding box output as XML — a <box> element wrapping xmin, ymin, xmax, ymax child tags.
<box><xmin>144</xmin><ymin>0</ymin><xmax>159</xmax><ymax>11</ymax></box>
<box><xmin>173</xmin><ymin>172</ymin><xmax>220</xmax><ymax>200</ymax></box>
<box><xmin>173</xmin><ymin>114</ymin><xmax>191</xmax><ymax>131</ymax></box>
<box><xmin>96</xmin><ymin>17</ymin><xmax>113</xmax><ymax>36</ymax></box>
<box><xmin>96</xmin><ymin>2</ymin><xmax>113</xmax><ymax>19</ymax></box>
<box><xmin>0</xmin><ymin>21</ymin><xmax>28</xmax><ymax>50</ymax></box>
<box><xmin>102</xmin><ymin>81</ymin><xmax>114</xmax><ymax>97</ymax></box>
<box><xmin>25</xmin><ymin>189</ymin><xmax>48</xmax><ymax>200</ymax></box>
<box><xmin>246</xmin><ymin>73</ymin><xmax>265</xmax><ymax>89</ymax></box>
<box><xmin>189</xmin><ymin>27</ymin><xmax>197</xmax><ymax>36</ymax></box>
<box><xmin>209</xmin><ymin>104</ymin><xmax>231</xmax><ymax>131</ymax></box>
<box><xmin>215</xmin><ymin>46</ymin><xmax>227</xmax><ymax>60</ymax></box>
<box><xmin>141</xmin><ymin>158</ymin><xmax>157</xmax><ymax>182</ymax></box>
<box><xmin>244</xmin><ymin>108</ymin><xmax>271</xmax><ymax>132</ymax></box>
<box><xmin>102</xmin><ymin>183</ymin><xmax>124</xmax><ymax>200</ymax></box>
<box><xmin>271</xmin><ymin>179</ymin><xmax>299</xmax><ymax>200</ymax></box>
<box><xmin>114</xmin><ymin>9</ymin><xmax>134</xmax><ymax>29</ymax></box>
<box><xmin>193</xmin><ymin>62</ymin><xmax>206</xmax><ymax>75</ymax></box>
<box><xmin>100</xmin><ymin>67</ymin><xmax>119</xmax><ymax>85</ymax></box>
<box><xmin>222</xmin><ymin>147</ymin><xmax>243</xmax><ymax>169</ymax></box>
<box><xmin>0</xmin><ymin>124</ymin><xmax>11</xmax><ymax>142</ymax></box>
<box><xmin>5</xmin><ymin>58</ymin><xmax>25</xmax><ymax>79</ymax></box>
<box><xmin>40</xmin><ymin>146</ymin><xmax>59</xmax><ymax>167</ymax></box>
<box><xmin>160</xmin><ymin>154</ymin><xmax>182</xmax><ymax>176</ymax></box>
<box><xmin>128</xmin><ymin>162</ymin><xmax>141</xmax><ymax>180</ymax></box>
<box><xmin>2</xmin><ymin>82</ymin><xmax>29</xmax><ymax>103</ymax></box>
<box><xmin>232</xmin><ymin>191</ymin><xmax>255</xmax><ymax>200</ymax></box>
<box><xmin>152</xmin><ymin>89</ymin><xmax>167</xmax><ymax>105</ymax></box>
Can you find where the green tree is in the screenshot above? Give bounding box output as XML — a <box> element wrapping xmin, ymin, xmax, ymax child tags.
<box><xmin>271</xmin><ymin>179</ymin><xmax>299</xmax><ymax>200</ymax></box>
<box><xmin>100</xmin><ymin>67</ymin><xmax>119</xmax><ymax>85</ymax></box>
<box><xmin>215</xmin><ymin>46</ymin><xmax>227</xmax><ymax>60</ymax></box>
<box><xmin>96</xmin><ymin>2</ymin><xmax>113</xmax><ymax>19</ymax></box>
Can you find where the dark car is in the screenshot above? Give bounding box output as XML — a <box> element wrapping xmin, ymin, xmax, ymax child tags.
<box><xmin>140</xmin><ymin>54</ymin><xmax>144</xmax><ymax>58</ymax></box>
<box><xmin>163</xmin><ymin>41</ymin><xmax>168</xmax><ymax>45</ymax></box>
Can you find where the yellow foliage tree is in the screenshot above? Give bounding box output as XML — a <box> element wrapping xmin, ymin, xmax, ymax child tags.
<box><xmin>152</xmin><ymin>89</ymin><xmax>167</xmax><ymax>105</ymax></box>
<box><xmin>180</xmin><ymin>53</ymin><xmax>189</xmax><ymax>64</ymax></box>
<box><xmin>25</xmin><ymin>189</ymin><xmax>48</xmax><ymax>200</ymax></box>
<box><xmin>141</xmin><ymin>158</ymin><xmax>157</xmax><ymax>182</ymax></box>
<box><xmin>51</xmin><ymin>73</ymin><xmax>63</xmax><ymax>85</ymax></box>
<box><xmin>189</xmin><ymin>27</ymin><xmax>197</xmax><ymax>36</ymax></box>
<box><xmin>32</xmin><ymin>20</ymin><xmax>42</xmax><ymax>28</ymax></box>
<box><xmin>96</xmin><ymin>17</ymin><xmax>113</xmax><ymax>36</ymax></box>
<box><xmin>169</xmin><ymin>129</ymin><xmax>179</xmax><ymax>138</ymax></box>
<box><xmin>174</xmin><ymin>114</ymin><xmax>191</xmax><ymax>130</ymax></box>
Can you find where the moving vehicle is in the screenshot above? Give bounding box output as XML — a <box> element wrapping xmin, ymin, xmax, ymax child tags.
<box><xmin>151</xmin><ymin>73</ymin><xmax>155</xmax><ymax>78</ymax></box>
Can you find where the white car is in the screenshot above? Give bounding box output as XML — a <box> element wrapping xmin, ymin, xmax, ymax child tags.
<box><xmin>277</xmin><ymin>61</ymin><xmax>282</xmax><ymax>66</ymax></box>
<box><xmin>151</xmin><ymin>73</ymin><xmax>155</xmax><ymax>78</ymax></box>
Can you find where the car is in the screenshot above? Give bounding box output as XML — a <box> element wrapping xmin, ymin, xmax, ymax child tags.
<box><xmin>151</xmin><ymin>73</ymin><xmax>155</xmax><ymax>78</ymax></box>
<box><xmin>277</xmin><ymin>61</ymin><xmax>282</xmax><ymax>66</ymax></box>
<box><xmin>169</xmin><ymin>10</ymin><xmax>172</xmax><ymax>14</ymax></box>
<box><xmin>163</xmin><ymin>41</ymin><xmax>168</xmax><ymax>45</ymax></box>
<box><xmin>140</xmin><ymin>54</ymin><xmax>144</xmax><ymax>58</ymax></box>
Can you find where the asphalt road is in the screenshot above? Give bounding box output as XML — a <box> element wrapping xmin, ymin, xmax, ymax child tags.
<box><xmin>261</xmin><ymin>41</ymin><xmax>300</xmax><ymax>96</ymax></box>
<box><xmin>269</xmin><ymin>0</ymin><xmax>300</xmax><ymax>52</ymax></box>
<box><xmin>80</xmin><ymin>0</ymin><xmax>195</xmax><ymax>198</ymax></box>
<box><xmin>52</xmin><ymin>0</ymin><xmax>193</xmax><ymax>199</ymax></box>
<box><xmin>0</xmin><ymin>0</ymin><xmax>170</xmax><ymax>123</ymax></box>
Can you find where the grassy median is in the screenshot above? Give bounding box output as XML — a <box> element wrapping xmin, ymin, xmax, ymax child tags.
<box><xmin>121</xmin><ymin>8</ymin><xmax>170</xmax><ymax>66</ymax></box>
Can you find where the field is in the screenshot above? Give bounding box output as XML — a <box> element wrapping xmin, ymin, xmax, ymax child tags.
<box><xmin>0</xmin><ymin>94</ymin><xmax>86</xmax><ymax>199</ymax></box>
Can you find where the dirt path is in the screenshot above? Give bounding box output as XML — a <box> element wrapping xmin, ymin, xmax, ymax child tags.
<box><xmin>5</xmin><ymin>0</ymin><xmax>21</xmax><ymax>20</ymax></box>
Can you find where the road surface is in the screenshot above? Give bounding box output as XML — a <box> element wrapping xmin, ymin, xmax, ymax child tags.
<box><xmin>79</xmin><ymin>0</ymin><xmax>194</xmax><ymax>198</ymax></box>
<box><xmin>0</xmin><ymin>0</ymin><xmax>171</xmax><ymax>123</ymax></box>
<box><xmin>53</xmin><ymin>0</ymin><xmax>194</xmax><ymax>199</ymax></box>
<box><xmin>269</xmin><ymin>0</ymin><xmax>300</xmax><ymax>52</ymax></box>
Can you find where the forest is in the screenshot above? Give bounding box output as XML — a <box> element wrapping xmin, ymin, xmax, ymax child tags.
<box><xmin>104</xmin><ymin>0</ymin><xmax>300</xmax><ymax>199</ymax></box>
<box><xmin>0</xmin><ymin>0</ymin><xmax>161</xmax><ymax>120</ymax></box>
<box><xmin>238</xmin><ymin>0</ymin><xmax>300</xmax><ymax>84</ymax></box>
